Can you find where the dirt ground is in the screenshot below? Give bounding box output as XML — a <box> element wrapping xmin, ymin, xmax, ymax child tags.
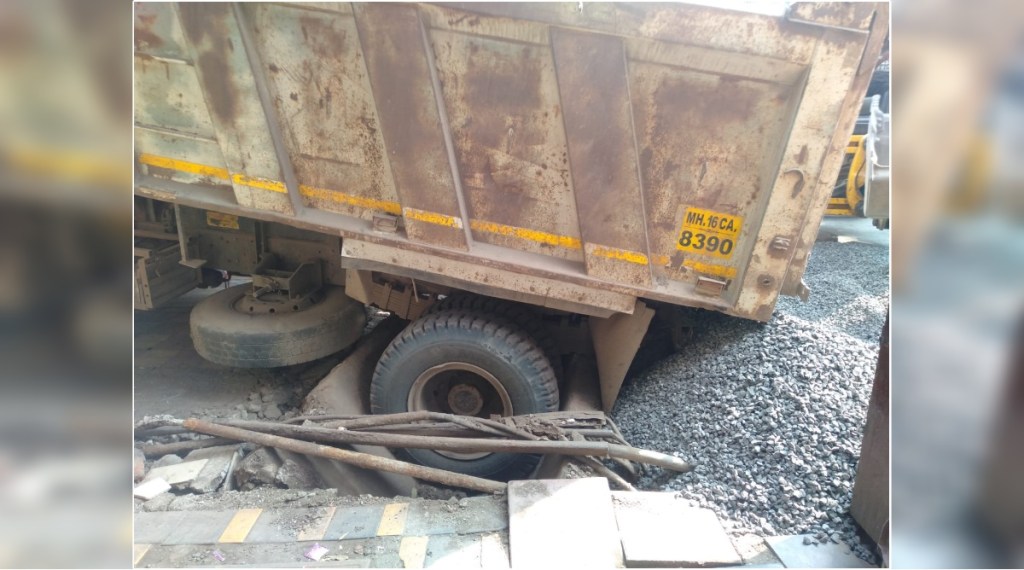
<box><xmin>134</xmin><ymin>286</ymin><xmax>346</xmax><ymax>422</ymax></box>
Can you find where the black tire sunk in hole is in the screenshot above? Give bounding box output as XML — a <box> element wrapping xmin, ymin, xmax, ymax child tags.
<box><xmin>190</xmin><ymin>283</ymin><xmax>366</xmax><ymax>368</ymax></box>
<box><xmin>370</xmin><ymin>309</ymin><xmax>559</xmax><ymax>481</ymax></box>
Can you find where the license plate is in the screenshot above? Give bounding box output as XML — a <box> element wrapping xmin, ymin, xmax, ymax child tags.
<box><xmin>675</xmin><ymin>207</ymin><xmax>743</xmax><ymax>259</ymax></box>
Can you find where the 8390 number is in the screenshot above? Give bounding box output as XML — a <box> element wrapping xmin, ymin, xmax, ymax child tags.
<box><xmin>678</xmin><ymin>230</ymin><xmax>734</xmax><ymax>255</ymax></box>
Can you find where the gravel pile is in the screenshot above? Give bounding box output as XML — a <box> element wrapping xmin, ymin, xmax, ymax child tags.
<box><xmin>613</xmin><ymin>239</ymin><xmax>887</xmax><ymax>563</ymax></box>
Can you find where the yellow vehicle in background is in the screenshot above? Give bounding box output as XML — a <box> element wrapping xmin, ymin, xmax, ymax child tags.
<box><xmin>827</xmin><ymin>61</ymin><xmax>889</xmax><ymax>228</ymax></box>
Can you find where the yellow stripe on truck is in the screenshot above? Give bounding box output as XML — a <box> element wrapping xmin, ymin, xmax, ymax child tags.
<box><xmin>137</xmin><ymin>154</ymin><xmax>710</xmax><ymax>271</ymax></box>
<box><xmin>469</xmin><ymin>219</ymin><xmax>582</xmax><ymax>250</ymax></box>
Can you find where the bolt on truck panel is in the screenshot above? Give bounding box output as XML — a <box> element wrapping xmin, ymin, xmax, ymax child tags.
<box><xmin>134</xmin><ymin>2</ymin><xmax>888</xmax><ymax>321</ymax></box>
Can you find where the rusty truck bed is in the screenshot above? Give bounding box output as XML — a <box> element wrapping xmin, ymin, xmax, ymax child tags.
<box><xmin>134</xmin><ymin>2</ymin><xmax>888</xmax><ymax>320</ymax></box>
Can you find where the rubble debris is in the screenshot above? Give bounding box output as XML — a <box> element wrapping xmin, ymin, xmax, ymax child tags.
<box><xmin>183</xmin><ymin>445</ymin><xmax>243</xmax><ymax>494</ymax></box>
<box><xmin>134</xmin><ymin>448</ymin><xmax>146</xmax><ymax>482</ymax></box>
<box><xmin>275</xmin><ymin>456</ymin><xmax>322</xmax><ymax>490</ymax></box>
<box><xmin>151</xmin><ymin>454</ymin><xmax>184</xmax><ymax>470</ymax></box>
<box><xmin>144</xmin><ymin>458</ymin><xmax>208</xmax><ymax>486</ymax></box>
<box><xmin>134</xmin><ymin>478</ymin><xmax>171</xmax><ymax>501</ymax></box>
<box><xmin>262</xmin><ymin>404</ymin><xmax>283</xmax><ymax>421</ymax></box>
<box><xmin>234</xmin><ymin>447</ymin><xmax>283</xmax><ymax>490</ymax></box>
<box><xmin>141</xmin><ymin>492</ymin><xmax>176</xmax><ymax>513</ymax></box>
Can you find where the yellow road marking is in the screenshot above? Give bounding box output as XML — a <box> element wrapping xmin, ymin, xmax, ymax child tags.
<box><xmin>218</xmin><ymin>508</ymin><xmax>263</xmax><ymax>543</ymax></box>
<box><xmin>376</xmin><ymin>503</ymin><xmax>409</xmax><ymax>536</ymax></box>
<box><xmin>403</xmin><ymin>207</ymin><xmax>464</xmax><ymax>229</ymax></box>
<box><xmin>469</xmin><ymin>219</ymin><xmax>582</xmax><ymax>250</ymax></box>
<box><xmin>398</xmin><ymin>536</ymin><xmax>429</xmax><ymax>568</ymax></box>
<box><xmin>296</xmin><ymin>506</ymin><xmax>336</xmax><ymax>542</ymax></box>
<box><xmin>133</xmin><ymin>544</ymin><xmax>152</xmax><ymax>566</ymax></box>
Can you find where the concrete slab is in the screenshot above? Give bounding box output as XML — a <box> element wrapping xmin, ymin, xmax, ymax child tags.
<box><xmin>324</xmin><ymin>504</ymin><xmax>387</xmax><ymax>540</ymax></box>
<box><xmin>184</xmin><ymin>445</ymin><xmax>243</xmax><ymax>493</ymax></box>
<box><xmin>611</xmin><ymin>491</ymin><xmax>742</xmax><ymax>567</ymax></box>
<box><xmin>136</xmin><ymin>541</ymin><xmax>374</xmax><ymax>568</ymax></box>
<box><xmin>398</xmin><ymin>535</ymin><xmax>430</xmax><ymax>568</ymax></box>
<box><xmin>143</xmin><ymin>458</ymin><xmax>208</xmax><ymax>486</ymax></box>
<box><xmin>244</xmin><ymin>507</ymin><xmax>336</xmax><ymax>544</ymax></box>
<box><xmin>480</xmin><ymin>532</ymin><xmax>511</xmax><ymax>569</ymax></box>
<box><xmin>134</xmin><ymin>477</ymin><xmax>171</xmax><ymax>500</ymax></box>
<box><xmin>134</xmin><ymin>511</ymin><xmax>188</xmax><ymax>544</ymax></box>
<box><xmin>731</xmin><ymin>534</ymin><xmax>784</xmax><ymax>567</ymax></box>
<box><xmin>403</xmin><ymin>496</ymin><xmax>507</xmax><ymax>536</ymax></box>
<box><xmin>508</xmin><ymin>478</ymin><xmax>623</xmax><ymax>568</ymax></box>
<box><xmin>162</xmin><ymin>510</ymin><xmax>237</xmax><ymax>545</ymax></box>
<box><xmin>765</xmin><ymin>535</ymin><xmax>873</xmax><ymax>568</ymax></box>
<box><xmin>422</xmin><ymin>534</ymin><xmax>483</xmax><ymax>568</ymax></box>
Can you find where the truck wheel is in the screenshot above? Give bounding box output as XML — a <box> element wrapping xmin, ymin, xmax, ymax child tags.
<box><xmin>370</xmin><ymin>309</ymin><xmax>559</xmax><ymax>481</ymax></box>
<box><xmin>428</xmin><ymin>293</ymin><xmax>562</xmax><ymax>382</ymax></box>
<box><xmin>190</xmin><ymin>283</ymin><xmax>366</xmax><ymax>368</ymax></box>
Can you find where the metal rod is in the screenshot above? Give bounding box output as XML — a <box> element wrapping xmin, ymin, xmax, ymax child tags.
<box><xmin>324</xmin><ymin>411</ymin><xmax>521</xmax><ymax>439</ymax></box>
<box><xmin>183</xmin><ymin>418</ymin><xmax>506</xmax><ymax>494</ymax></box>
<box><xmin>577</xmin><ymin>457</ymin><xmax>636</xmax><ymax>491</ymax></box>
<box><xmin>139</xmin><ymin>437</ymin><xmax>237</xmax><ymax>458</ymax></box>
<box><xmin>134</xmin><ymin>426</ymin><xmax>188</xmax><ymax>439</ymax></box>
<box><xmin>213</xmin><ymin>419</ymin><xmax>693</xmax><ymax>473</ymax></box>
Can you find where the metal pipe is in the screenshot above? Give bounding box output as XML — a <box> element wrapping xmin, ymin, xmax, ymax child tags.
<box><xmin>576</xmin><ymin>457</ymin><xmax>636</xmax><ymax>491</ymax></box>
<box><xmin>213</xmin><ymin>419</ymin><xmax>693</xmax><ymax>473</ymax></box>
<box><xmin>183</xmin><ymin>418</ymin><xmax>506</xmax><ymax>494</ymax></box>
<box><xmin>324</xmin><ymin>411</ymin><xmax>522</xmax><ymax>439</ymax></box>
<box><xmin>139</xmin><ymin>437</ymin><xmax>237</xmax><ymax>457</ymax></box>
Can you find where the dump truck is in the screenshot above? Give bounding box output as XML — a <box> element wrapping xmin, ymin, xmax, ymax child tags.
<box><xmin>134</xmin><ymin>2</ymin><xmax>889</xmax><ymax>480</ymax></box>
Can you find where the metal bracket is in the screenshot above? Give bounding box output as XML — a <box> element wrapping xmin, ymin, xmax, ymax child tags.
<box><xmin>770</xmin><ymin>236</ymin><xmax>792</xmax><ymax>253</ymax></box>
<box><xmin>373</xmin><ymin>213</ymin><xmax>400</xmax><ymax>233</ymax></box>
<box><xmin>695</xmin><ymin>276</ymin><xmax>727</xmax><ymax>297</ymax></box>
<box><xmin>251</xmin><ymin>262</ymin><xmax>323</xmax><ymax>300</ymax></box>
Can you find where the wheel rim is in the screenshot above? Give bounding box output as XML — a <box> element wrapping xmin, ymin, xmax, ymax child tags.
<box><xmin>407</xmin><ymin>362</ymin><xmax>513</xmax><ymax>460</ymax></box>
<box><xmin>233</xmin><ymin>289</ymin><xmax>321</xmax><ymax>315</ymax></box>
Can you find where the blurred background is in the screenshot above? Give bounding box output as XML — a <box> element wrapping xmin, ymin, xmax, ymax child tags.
<box><xmin>0</xmin><ymin>0</ymin><xmax>131</xmax><ymax>566</ymax></box>
<box><xmin>0</xmin><ymin>0</ymin><xmax>1019</xmax><ymax>567</ymax></box>
<box><xmin>891</xmin><ymin>0</ymin><xmax>1024</xmax><ymax>567</ymax></box>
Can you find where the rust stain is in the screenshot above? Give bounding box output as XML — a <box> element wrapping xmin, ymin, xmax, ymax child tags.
<box><xmin>134</xmin><ymin>14</ymin><xmax>163</xmax><ymax>51</ymax></box>
<box><xmin>353</xmin><ymin>4</ymin><xmax>466</xmax><ymax>249</ymax></box>
<box><xmin>178</xmin><ymin>4</ymin><xmax>239</xmax><ymax>123</ymax></box>
<box><xmin>435</xmin><ymin>28</ymin><xmax>580</xmax><ymax>259</ymax></box>
<box><xmin>552</xmin><ymin>28</ymin><xmax>650</xmax><ymax>285</ymax></box>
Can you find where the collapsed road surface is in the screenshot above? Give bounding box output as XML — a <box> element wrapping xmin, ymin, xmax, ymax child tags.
<box><xmin>614</xmin><ymin>218</ymin><xmax>889</xmax><ymax>563</ymax></box>
<box><xmin>134</xmin><ymin>218</ymin><xmax>888</xmax><ymax>567</ymax></box>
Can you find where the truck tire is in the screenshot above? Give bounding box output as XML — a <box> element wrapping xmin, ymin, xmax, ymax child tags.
<box><xmin>428</xmin><ymin>293</ymin><xmax>562</xmax><ymax>381</ymax></box>
<box><xmin>190</xmin><ymin>284</ymin><xmax>366</xmax><ymax>368</ymax></box>
<box><xmin>371</xmin><ymin>309</ymin><xmax>559</xmax><ymax>481</ymax></box>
